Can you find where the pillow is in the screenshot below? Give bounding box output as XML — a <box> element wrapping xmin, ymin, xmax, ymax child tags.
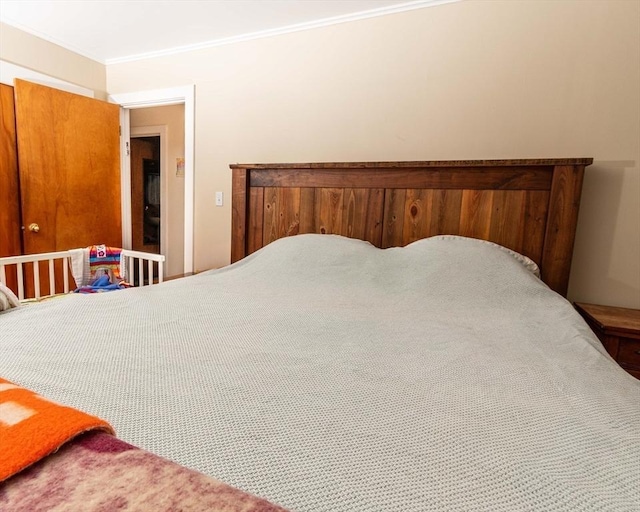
<box><xmin>0</xmin><ymin>282</ymin><xmax>20</xmax><ymax>311</ymax></box>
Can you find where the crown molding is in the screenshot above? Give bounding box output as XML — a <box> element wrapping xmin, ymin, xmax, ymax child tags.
<box><xmin>106</xmin><ymin>0</ymin><xmax>459</xmax><ymax>65</ymax></box>
<box><xmin>0</xmin><ymin>19</ymin><xmax>105</xmax><ymax>64</ymax></box>
<box><xmin>1</xmin><ymin>0</ymin><xmax>458</xmax><ymax>66</ymax></box>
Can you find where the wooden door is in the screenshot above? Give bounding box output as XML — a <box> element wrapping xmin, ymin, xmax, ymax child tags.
<box><xmin>13</xmin><ymin>79</ymin><xmax>121</xmax><ymax>296</ymax></box>
<box><xmin>14</xmin><ymin>79</ymin><xmax>122</xmax><ymax>254</ymax></box>
<box><xmin>0</xmin><ymin>84</ymin><xmax>23</xmax><ymax>293</ymax></box>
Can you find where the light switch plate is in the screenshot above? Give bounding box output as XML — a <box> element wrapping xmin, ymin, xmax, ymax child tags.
<box><xmin>215</xmin><ymin>191</ymin><xmax>223</xmax><ymax>206</ymax></box>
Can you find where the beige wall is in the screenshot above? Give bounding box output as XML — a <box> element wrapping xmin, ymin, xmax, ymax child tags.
<box><xmin>1</xmin><ymin>2</ymin><xmax>638</xmax><ymax>305</ymax></box>
<box><xmin>99</xmin><ymin>0</ymin><xmax>637</xmax><ymax>308</ymax></box>
<box><xmin>0</xmin><ymin>22</ymin><xmax>107</xmax><ymax>98</ymax></box>
<box><xmin>130</xmin><ymin>105</ymin><xmax>185</xmax><ymax>278</ymax></box>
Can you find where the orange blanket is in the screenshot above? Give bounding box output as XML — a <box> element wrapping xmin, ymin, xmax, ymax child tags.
<box><xmin>0</xmin><ymin>377</ymin><xmax>113</xmax><ymax>481</ymax></box>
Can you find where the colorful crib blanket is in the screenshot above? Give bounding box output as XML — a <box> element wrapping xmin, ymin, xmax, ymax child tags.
<box><xmin>89</xmin><ymin>245</ymin><xmax>122</xmax><ymax>281</ymax></box>
<box><xmin>69</xmin><ymin>245</ymin><xmax>129</xmax><ymax>292</ymax></box>
<box><xmin>75</xmin><ymin>275</ymin><xmax>128</xmax><ymax>294</ymax></box>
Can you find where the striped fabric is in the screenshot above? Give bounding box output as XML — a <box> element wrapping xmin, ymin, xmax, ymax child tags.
<box><xmin>88</xmin><ymin>245</ymin><xmax>123</xmax><ymax>282</ymax></box>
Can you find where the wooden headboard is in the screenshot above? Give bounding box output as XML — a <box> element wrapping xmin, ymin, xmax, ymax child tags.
<box><xmin>231</xmin><ymin>158</ymin><xmax>592</xmax><ymax>296</ymax></box>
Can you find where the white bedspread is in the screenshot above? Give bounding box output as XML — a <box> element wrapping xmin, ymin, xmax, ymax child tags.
<box><xmin>1</xmin><ymin>235</ymin><xmax>638</xmax><ymax>511</ymax></box>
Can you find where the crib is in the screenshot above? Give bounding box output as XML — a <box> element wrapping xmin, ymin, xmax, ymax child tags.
<box><xmin>0</xmin><ymin>249</ymin><xmax>165</xmax><ymax>301</ymax></box>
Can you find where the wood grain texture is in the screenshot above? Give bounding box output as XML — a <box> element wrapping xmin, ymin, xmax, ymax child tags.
<box><xmin>382</xmin><ymin>189</ymin><xmax>406</xmax><ymax>248</ymax></box>
<box><xmin>575</xmin><ymin>303</ymin><xmax>640</xmax><ymax>379</ymax></box>
<box><xmin>574</xmin><ymin>303</ymin><xmax>640</xmax><ymax>336</ymax></box>
<box><xmin>231</xmin><ymin>159</ymin><xmax>591</xmax><ymax>296</ymax></box>
<box><xmin>247</xmin><ymin>187</ymin><xmax>264</xmax><ymax>255</ymax></box>
<box><xmin>14</xmin><ymin>80</ymin><xmax>122</xmax><ymax>256</ymax></box>
<box><xmin>522</xmin><ymin>191</ymin><xmax>550</xmax><ymax>265</ymax></box>
<box><xmin>314</xmin><ymin>188</ymin><xmax>344</xmax><ymax>236</ymax></box>
<box><xmin>299</xmin><ymin>188</ymin><xmax>316</xmax><ymax>234</ymax></box>
<box><xmin>402</xmin><ymin>189</ymin><xmax>433</xmax><ymax>245</ymax></box>
<box><xmin>248</xmin><ymin>167</ymin><xmax>552</xmax><ymax>190</ymax></box>
<box><xmin>262</xmin><ymin>187</ymin><xmax>276</xmax><ymax>246</ymax></box>
<box><xmin>459</xmin><ymin>190</ymin><xmax>494</xmax><ymax>240</ymax></box>
<box><xmin>0</xmin><ymin>84</ymin><xmax>22</xmax><ymax>294</ymax></box>
<box><xmin>264</xmin><ymin>187</ymin><xmax>302</xmax><ymax>242</ymax></box>
<box><xmin>430</xmin><ymin>189</ymin><xmax>463</xmax><ymax>236</ymax></box>
<box><xmin>14</xmin><ymin>80</ymin><xmax>122</xmax><ymax>298</ymax></box>
<box><xmin>488</xmin><ymin>190</ymin><xmax>525</xmax><ymax>252</ymax></box>
<box><xmin>261</xmin><ymin>187</ymin><xmax>383</xmax><ymax>247</ymax></box>
<box><xmin>231</xmin><ymin>158</ymin><xmax>592</xmax><ymax>169</ymax></box>
<box><xmin>342</xmin><ymin>188</ymin><xmax>384</xmax><ymax>245</ymax></box>
<box><xmin>0</xmin><ymin>84</ymin><xmax>21</xmax><ymax>258</ymax></box>
<box><xmin>231</xmin><ymin>168</ymin><xmax>247</xmax><ymax>263</ymax></box>
<box><xmin>541</xmin><ymin>165</ymin><xmax>585</xmax><ymax>296</ymax></box>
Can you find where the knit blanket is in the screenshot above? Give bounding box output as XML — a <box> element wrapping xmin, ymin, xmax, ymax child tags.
<box><xmin>1</xmin><ymin>235</ymin><xmax>638</xmax><ymax>511</ymax></box>
<box><xmin>0</xmin><ymin>377</ymin><xmax>113</xmax><ymax>480</ymax></box>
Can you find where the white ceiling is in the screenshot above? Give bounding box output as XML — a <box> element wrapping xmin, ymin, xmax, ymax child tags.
<box><xmin>0</xmin><ymin>0</ymin><xmax>450</xmax><ymax>64</ymax></box>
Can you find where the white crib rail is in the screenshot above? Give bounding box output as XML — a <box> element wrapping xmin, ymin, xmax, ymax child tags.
<box><xmin>0</xmin><ymin>249</ymin><xmax>165</xmax><ymax>301</ymax></box>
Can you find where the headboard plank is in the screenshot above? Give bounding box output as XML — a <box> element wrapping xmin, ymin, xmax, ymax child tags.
<box><xmin>382</xmin><ymin>189</ymin><xmax>406</xmax><ymax>248</ymax></box>
<box><xmin>315</xmin><ymin>188</ymin><xmax>344</xmax><ymax>237</ymax></box>
<box><xmin>343</xmin><ymin>188</ymin><xmax>384</xmax><ymax>245</ymax></box>
<box><xmin>247</xmin><ymin>187</ymin><xmax>264</xmax><ymax>255</ymax></box>
<box><xmin>251</xmin><ymin>167</ymin><xmax>553</xmax><ymax>190</ymax></box>
<box><xmin>541</xmin><ymin>165</ymin><xmax>586</xmax><ymax>295</ymax></box>
<box><xmin>488</xmin><ymin>190</ymin><xmax>527</xmax><ymax>252</ymax></box>
<box><xmin>231</xmin><ymin>167</ymin><xmax>248</xmax><ymax>262</ymax></box>
<box><xmin>459</xmin><ymin>190</ymin><xmax>494</xmax><ymax>241</ymax></box>
<box><xmin>431</xmin><ymin>190</ymin><xmax>463</xmax><ymax>237</ymax></box>
<box><xmin>299</xmin><ymin>188</ymin><xmax>316</xmax><ymax>234</ymax></box>
<box><xmin>283</xmin><ymin>188</ymin><xmax>302</xmax><ymax>239</ymax></box>
<box><xmin>403</xmin><ymin>189</ymin><xmax>433</xmax><ymax>245</ymax></box>
<box><xmin>264</xmin><ymin>187</ymin><xmax>301</xmax><ymax>243</ymax></box>
<box><xmin>522</xmin><ymin>190</ymin><xmax>550</xmax><ymax>265</ymax></box>
<box><xmin>231</xmin><ymin>159</ymin><xmax>592</xmax><ymax>296</ymax></box>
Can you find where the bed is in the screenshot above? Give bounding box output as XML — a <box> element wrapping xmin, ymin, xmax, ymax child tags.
<box><xmin>2</xmin><ymin>159</ymin><xmax>639</xmax><ymax>511</ymax></box>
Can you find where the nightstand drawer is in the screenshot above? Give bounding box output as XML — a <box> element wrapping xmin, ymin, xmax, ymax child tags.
<box><xmin>617</xmin><ymin>337</ymin><xmax>640</xmax><ymax>368</ymax></box>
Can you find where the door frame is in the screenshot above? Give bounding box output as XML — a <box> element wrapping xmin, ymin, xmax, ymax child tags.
<box><xmin>131</xmin><ymin>127</ymin><xmax>168</xmax><ymax>267</ymax></box>
<box><xmin>110</xmin><ymin>85</ymin><xmax>195</xmax><ymax>275</ymax></box>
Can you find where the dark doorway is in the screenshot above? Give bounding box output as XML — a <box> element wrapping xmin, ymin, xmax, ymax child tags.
<box><xmin>130</xmin><ymin>136</ymin><xmax>161</xmax><ymax>285</ymax></box>
<box><xmin>130</xmin><ymin>136</ymin><xmax>161</xmax><ymax>254</ymax></box>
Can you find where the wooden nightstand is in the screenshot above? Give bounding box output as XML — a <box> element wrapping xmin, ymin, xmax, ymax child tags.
<box><xmin>575</xmin><ymin>303</ymin><xmax>640</xmax><ymax>379</ymax></box>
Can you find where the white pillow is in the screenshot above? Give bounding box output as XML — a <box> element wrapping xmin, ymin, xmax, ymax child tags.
<box><xmin>0</xmin><ymin>282</ymin><xmax>20</xmax><ymax>311</ymax></box>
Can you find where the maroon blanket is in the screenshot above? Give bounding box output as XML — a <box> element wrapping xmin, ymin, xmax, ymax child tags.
<box><xmin>0</xmin><ymin>431</ymin><xmax>287</xmax><ymax>511</ymax></box>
